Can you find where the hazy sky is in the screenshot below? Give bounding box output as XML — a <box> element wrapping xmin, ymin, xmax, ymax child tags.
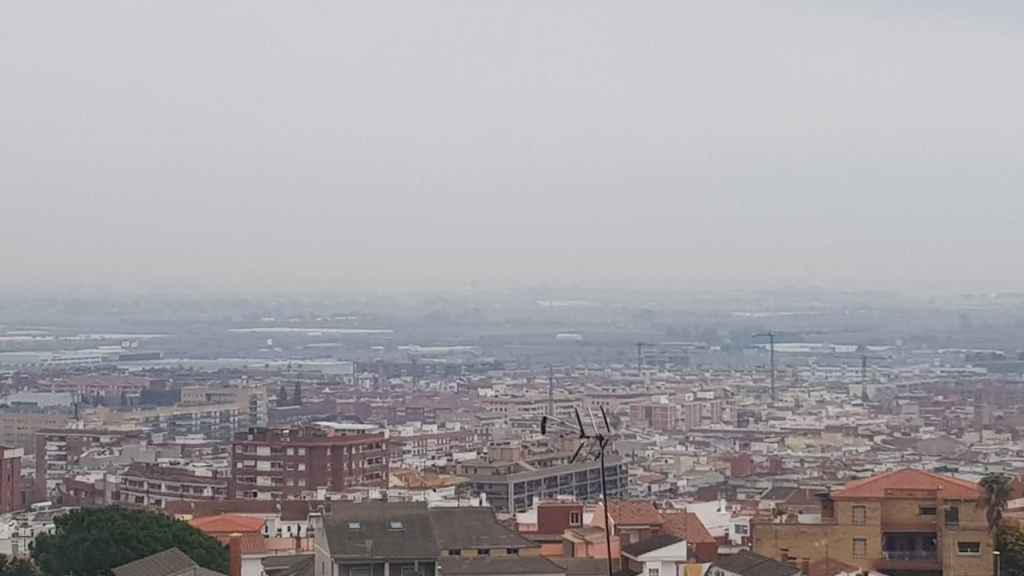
<box><xmin>2</xmin><ymin>1</ymin><xmax>1023</xmax><ymax>295</ymax></box>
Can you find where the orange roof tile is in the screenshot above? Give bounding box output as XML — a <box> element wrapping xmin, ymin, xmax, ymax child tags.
<box><xmin>662</xmin><ymin>511</ymin><xmax>715</xmax><ymax>544</ymax></box>
<box><xmin>189</xmin><ymin>513</ymin><xmax>267</xmax><ymax>534</ymax></box>
<box><xmin>832</xmin><ymin>468</ymin><xmax>981</xmax><ymax>500</ymax></box>
<box><xmin>605</xmin><ymin>501</ymin><xmax>664</xmax><ymax>526</ymax></box>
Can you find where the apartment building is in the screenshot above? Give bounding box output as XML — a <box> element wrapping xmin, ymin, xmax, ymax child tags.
<box><xmin>119</xmin><ymin>462</ymin><xmax>229</xmax><ymax>508</ymax></box>
<box><xmin>457</xmin><ymin>444</ymin><xmax>627</xmax><ymax>514</ymax></box>
<box><xmin>753</xmin><ymin>468</ymin><xmax>993</xmax><ymax>576</ymax></box>
<box><xmin>34</xmin><ymin>428</ymin><xmax>144</xmax><ymax>501</ymax></box>
<box><xmin>0</xmin><ymin>446</ymin><xmax>23</xmax><ymax>513</ymax></box>
<box><xmin>230</xmin><ymin>422</ymin><xmax>388</xmax><ymax>500</ymax></box>
<box><xmin>0</xmin><ymin>409</ymin><xmax>70</xmax><ymax>452</ymax></box>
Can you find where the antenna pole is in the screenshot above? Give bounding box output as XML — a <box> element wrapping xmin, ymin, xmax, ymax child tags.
<box><xmin>548</xmin><ymin>366</ymin><xmax>555</xmax><ymax>417</ymax></box>
<box><xmin>600</xmin><ymin>443</ymin><xmax>613</xmax><ymax>576</ymax></box>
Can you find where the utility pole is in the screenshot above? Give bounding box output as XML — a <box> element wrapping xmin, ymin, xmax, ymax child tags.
<box><xmin>548</xmin><ymin>365</ymin><xmax>555</xmax><ymax>417</ymax></box>
<box><xmin>753</xmin><ymin>331</ymin><xmax>776</xmax><ymax>401</ymax></box>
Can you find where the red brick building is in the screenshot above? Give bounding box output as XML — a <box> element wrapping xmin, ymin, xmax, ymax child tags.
<box><xmin>230</xmin><ymin>422</ymin><xmax>387</xmax><ymax>500</ymax></box>
<box><xmin>0</xmin><ymin>445</ymin><xmax>24</xmax><ymax>513</ymax></box>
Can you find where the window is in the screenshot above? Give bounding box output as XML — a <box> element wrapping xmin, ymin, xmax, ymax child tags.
<box><xmin>958</xmin><ymin>542</ymin><xmax>981</xmax><ymax>555</ymax></box>
<box><xmin>478</xmin><ymin>548</ymin><xmax>490</xmax><ymax>556</ymax></box>
<box><xmin>946</xmin><ymin>506</ymin><xmax>960</xmax><ymax>528</ymax></box>
<box><xmin>853</xmin><ymin>538</ymin><xmax>866</xmax><ymax>559</ymax></box>
<box><xmin>348</xmin><ymin>522</ymin><xmax>361</xmax><ymax>529</ymax></box>
<box><xmin>649</xmin><ymin>569</ymin><xmax>660</xmax><ymax>576</ymax></box>
<box><xmin>350</xmin><ymin>566</ymin><xmax>371</xmax><ymax>576</ymax></box>
<box><xmin>507</xmin><ymin>548</ymin><xmax>519</xmax><ymax>556</ymax></box>
<box><xmin>919</xmin><ymin>506</ymin><xmax>937</xmax><ymax>516</ymax></box>
<box><xmin>569</xmin><ymin>511</ymin><xmax>582</xmax><ymax>527</ymax></box>
<box><xmin>448</xmin><ymin>550</ymin><xmax>461</xmax><ymax>556</ymax></box>
<box><xmin>389</xmin><ymin>521</ymin><xmax>404</xmax><ymax>530</ymax></box>
<box><xmin>852</xmin><ymin>505</ymin><xmax>866</xmax><ymax>525</ymax></box>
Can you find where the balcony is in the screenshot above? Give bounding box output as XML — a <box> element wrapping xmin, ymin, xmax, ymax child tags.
<box><xmin>883</xmin><ymin>551</ymin><xmax>938</xmax><ymax>562</ymax></box>
<box><xmin>879</xmin><ymin>533</ymin><xmax>940</xmax><ymax>572</ymax></box>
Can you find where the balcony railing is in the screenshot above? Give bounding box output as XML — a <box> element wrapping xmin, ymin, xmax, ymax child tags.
<box><xmin>883</xmin><ymin>550</ymin><xmax>938</xmax><ymax>561</ymax></box>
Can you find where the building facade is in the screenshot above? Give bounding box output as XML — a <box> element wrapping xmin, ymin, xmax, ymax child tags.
<box><xmin>458</xmin><ymin>447</ymin><xmax>627</xmax><ymax>514</ymax></box>
<box><xmin>33</xmin><ymin>428</ymin><xmax>144</xmax><ymax>502</ymax></box>
<box><xmin>0</xmin><ymin>446</ymin><xmax>24</xmax><ymax>513</ymax></box>
<box><xmin>119</xmin><ymin>462</ymin><xmax>229</xmax><ymax>508</ymax></box>
<box><xmin>230</xmin><ymin>422</ymin><xmax>388</xmax><ymax>500</ymax></box>
<box><xmin>753</xmin><ymin>469</ymin><xmax>993</xmax><ymax>576</ymax></box>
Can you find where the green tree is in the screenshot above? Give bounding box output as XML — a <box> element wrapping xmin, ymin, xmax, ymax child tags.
<box><xmin>0</xmin><ymin>555</ymin><xmax>39</xmax><ymax>576</ymax></box>
<box><xmin>982</xmin><ymin>472</ymin><xmax>1014</xmax><ymax>532</ymax></box>
<box><xmin>31</xmin><ymin>507</ymin><xmax>227</xmax><ymax>576</ymax></box>
<box><xmin>996</xmin><ymin>526</ymin><xmax>1024</xmax><ymax>576</ymax></box>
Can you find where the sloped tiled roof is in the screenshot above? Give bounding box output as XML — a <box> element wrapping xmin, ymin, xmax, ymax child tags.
<box><xmin>430</xmin><ymin>508</ymin><xmax>537</xmax><ymax>550</ymax></box>
<box><xmin>111</xmin><ymin>548</ymin><xmax>205</xmax><ymax>576</ymax></box>
<box><xmin>622</xmin><ymin>534</ymin><xmax>683</xmax><ymax>558</ymax></box>
<box><xmin>606</xmin><ymin>501</ymin><xmax>664</xmax><ymax>526</ymax></box>
<box><xmin>662</xmin><ymin>511</ymin><xmax>715</xmax><ymax>544</ymax></box>
<box><xmin>439</xmin><ymin>556</ymin><xmax>565</xmax><ymax>576</ymax></box>
<box><xmin>712</xmin><ymin>550</ymin><xmax>800</xmax><ymax>576</ymax></box>
<box><xmin>262</xmin><ymin>554</ymin><xmax>315</xmax><ymax>576</ymax></box>
<box><xmin>326</xmin><ymin>502</ymin><xmax>438</xmax><ymax>560</ymax></box>
<box><xmin>189</xmin><ymin>513</ymin><xmax>267</xmax><ymax>534</ymax></box>
<box><xmin>832</xmin><ymin>468</ymin><xmax>981</xmax><ymax>500</ymax></box>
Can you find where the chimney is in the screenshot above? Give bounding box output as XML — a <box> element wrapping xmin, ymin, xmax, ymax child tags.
<box><xmin>229</xmin><ymin>534</ymin><xmax>242</xmax><ymax>576</ymax></box>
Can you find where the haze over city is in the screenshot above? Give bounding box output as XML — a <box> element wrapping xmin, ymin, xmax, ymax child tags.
<box><xmin>3</xmin><ymin>1</ymin><xmax>1024</xmax><ymax>295</ymax></box>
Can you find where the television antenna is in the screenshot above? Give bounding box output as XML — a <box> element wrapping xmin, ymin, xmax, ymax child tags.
<box><xmin>541</xmin><ymin>405</ymin><xmax>618</xmax><ymax>576</ymax></box>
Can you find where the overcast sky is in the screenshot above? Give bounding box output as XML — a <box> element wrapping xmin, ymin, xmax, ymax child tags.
<box><xmin>2</xmin><ymin>1</ymin><xmax>1023</xmax><ymax>295</ymax></box>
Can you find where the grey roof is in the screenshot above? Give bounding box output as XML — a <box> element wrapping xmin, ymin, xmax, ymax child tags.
<box><xmin>262</xmin><ymin>554</ymin><xmax>315</xmax><ymax>576</ymax></box>
<box><xmin>713</xmin><ymin>551</ymin><xmax>801</xmax><ymax>576</ymax></box>
<box><xmin>761</xmin><ymin>486</ymin><xmax>799</xmax><ymax>501</ymax></box>
<box><xmin>438</xmin><ymin>556</ymin><xmax>565</xmax><ymax>576</ymax></box>
<box><xmin>111</xmin><ymin>548</ymin><xmax>206</xmax><ymax>576</ymax></box>
<box><xmin>327</xmin><ymin>502</ymin><xmax>438</xmax><ymax>560</ymax></box>
<box><xmin>429</xmin><ymin>508</ymin><xmax>537</xmax><ymax>551</ymax></box>
<box><xmin>622</xmin><ymin>534</ymin><xmax>684</xmax><ymax>558</ymax></box>
<box><xmin>549</xmin><ymin>558</ymin><xmax>609</xmax><ymax>576</ymax></box>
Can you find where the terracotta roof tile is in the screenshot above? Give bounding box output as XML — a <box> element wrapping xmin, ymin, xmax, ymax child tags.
<box><xmin>662</xmin><ymin>511</ymin><xmax>715</xmax><ymax>544</ymax></box>
<box><xmin>833</xmin><ymin>468</ymin><xmax>980</xmax><ymax>500</ymax></box>
<box><xmin>189</xmin><ymin>513</ymin><xmax>267</xmax><ymax>534</ymax></box>
<box><xmin>605</xmin><ymin>501</ymin><xmax>664</xmax><ymax>526</ymax></box>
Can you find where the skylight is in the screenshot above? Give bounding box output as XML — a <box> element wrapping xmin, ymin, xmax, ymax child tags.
<box><xmin>348</xmin><ymin>522</ymin><xmax>361</xmax><ymax>529</ymax></box>
<box><xmin>389</xmin><ymin>521</ymin><xmax>404</xmax><ymax>530</ymax></box>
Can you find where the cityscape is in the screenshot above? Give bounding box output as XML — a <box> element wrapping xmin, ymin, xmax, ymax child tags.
<box><xmin>4</xmin><ymin>2</ymin><xmax>1024</xmax><ymax>576</ymax></box>
<box><xmin>2</xmin><ymin>291</ymin><xmax>1024</xmax><ymax>576</ymax></box>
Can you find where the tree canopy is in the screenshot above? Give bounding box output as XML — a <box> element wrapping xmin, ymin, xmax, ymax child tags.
<box><xmin>0</xmin><ymin>555</ymin><xmax>38</xmax><ymax>576</ymax></box>
<box><xmin>982</xmin><ymin>472</ymin><xmax>1014</xmax><ymax>532</ymax></box>
<box><xmin>31</xmin><ymin>507</ymin><xmax>228</xmax><ymax>576</ymax></box>
<box><xmin>997</xmin><ymin>526</ymin><xmax>1024</xmax><ymax>576</ymax></box>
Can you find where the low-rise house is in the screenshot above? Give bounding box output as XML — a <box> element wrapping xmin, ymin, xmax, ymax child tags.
<box><xmin>111</xmin><ymin>547</ymin><xmax>226</xmax><ymax>576</ymax></box>
<box><xmin>623</xmin><ymin>534</ymin><xmax>690</xmax><ymax>576</ymax></box>
<box><xmin>311</xmin><ymin>502</ymin><xmax>542</xmax><ymax>576</ymax></box>
<box><xmin>710</xmin><ymin>550</ymin><xmax>802</xmax><ymax>576</ymax></box>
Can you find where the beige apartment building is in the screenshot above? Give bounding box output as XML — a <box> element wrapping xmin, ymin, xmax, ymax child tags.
<box><xmin>754</xmin><ymin>469</ymin><xmax>993</xmax><ymax>576</ymax></box>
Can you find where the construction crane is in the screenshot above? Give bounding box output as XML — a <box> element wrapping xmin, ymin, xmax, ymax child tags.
<box><xmin>859</xmin><ymin>353</ymin><xmax>887</xmax><ymax>401</ymax></box>
<box><xmin>636</xmin><ymin>342</ymin><xmax>654</xmax><ymax>373</ymax></box>
<box><xmin>752</xmin><ymin>331</ymin><xmax>776</xmax><ymax>401</ymax></box>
